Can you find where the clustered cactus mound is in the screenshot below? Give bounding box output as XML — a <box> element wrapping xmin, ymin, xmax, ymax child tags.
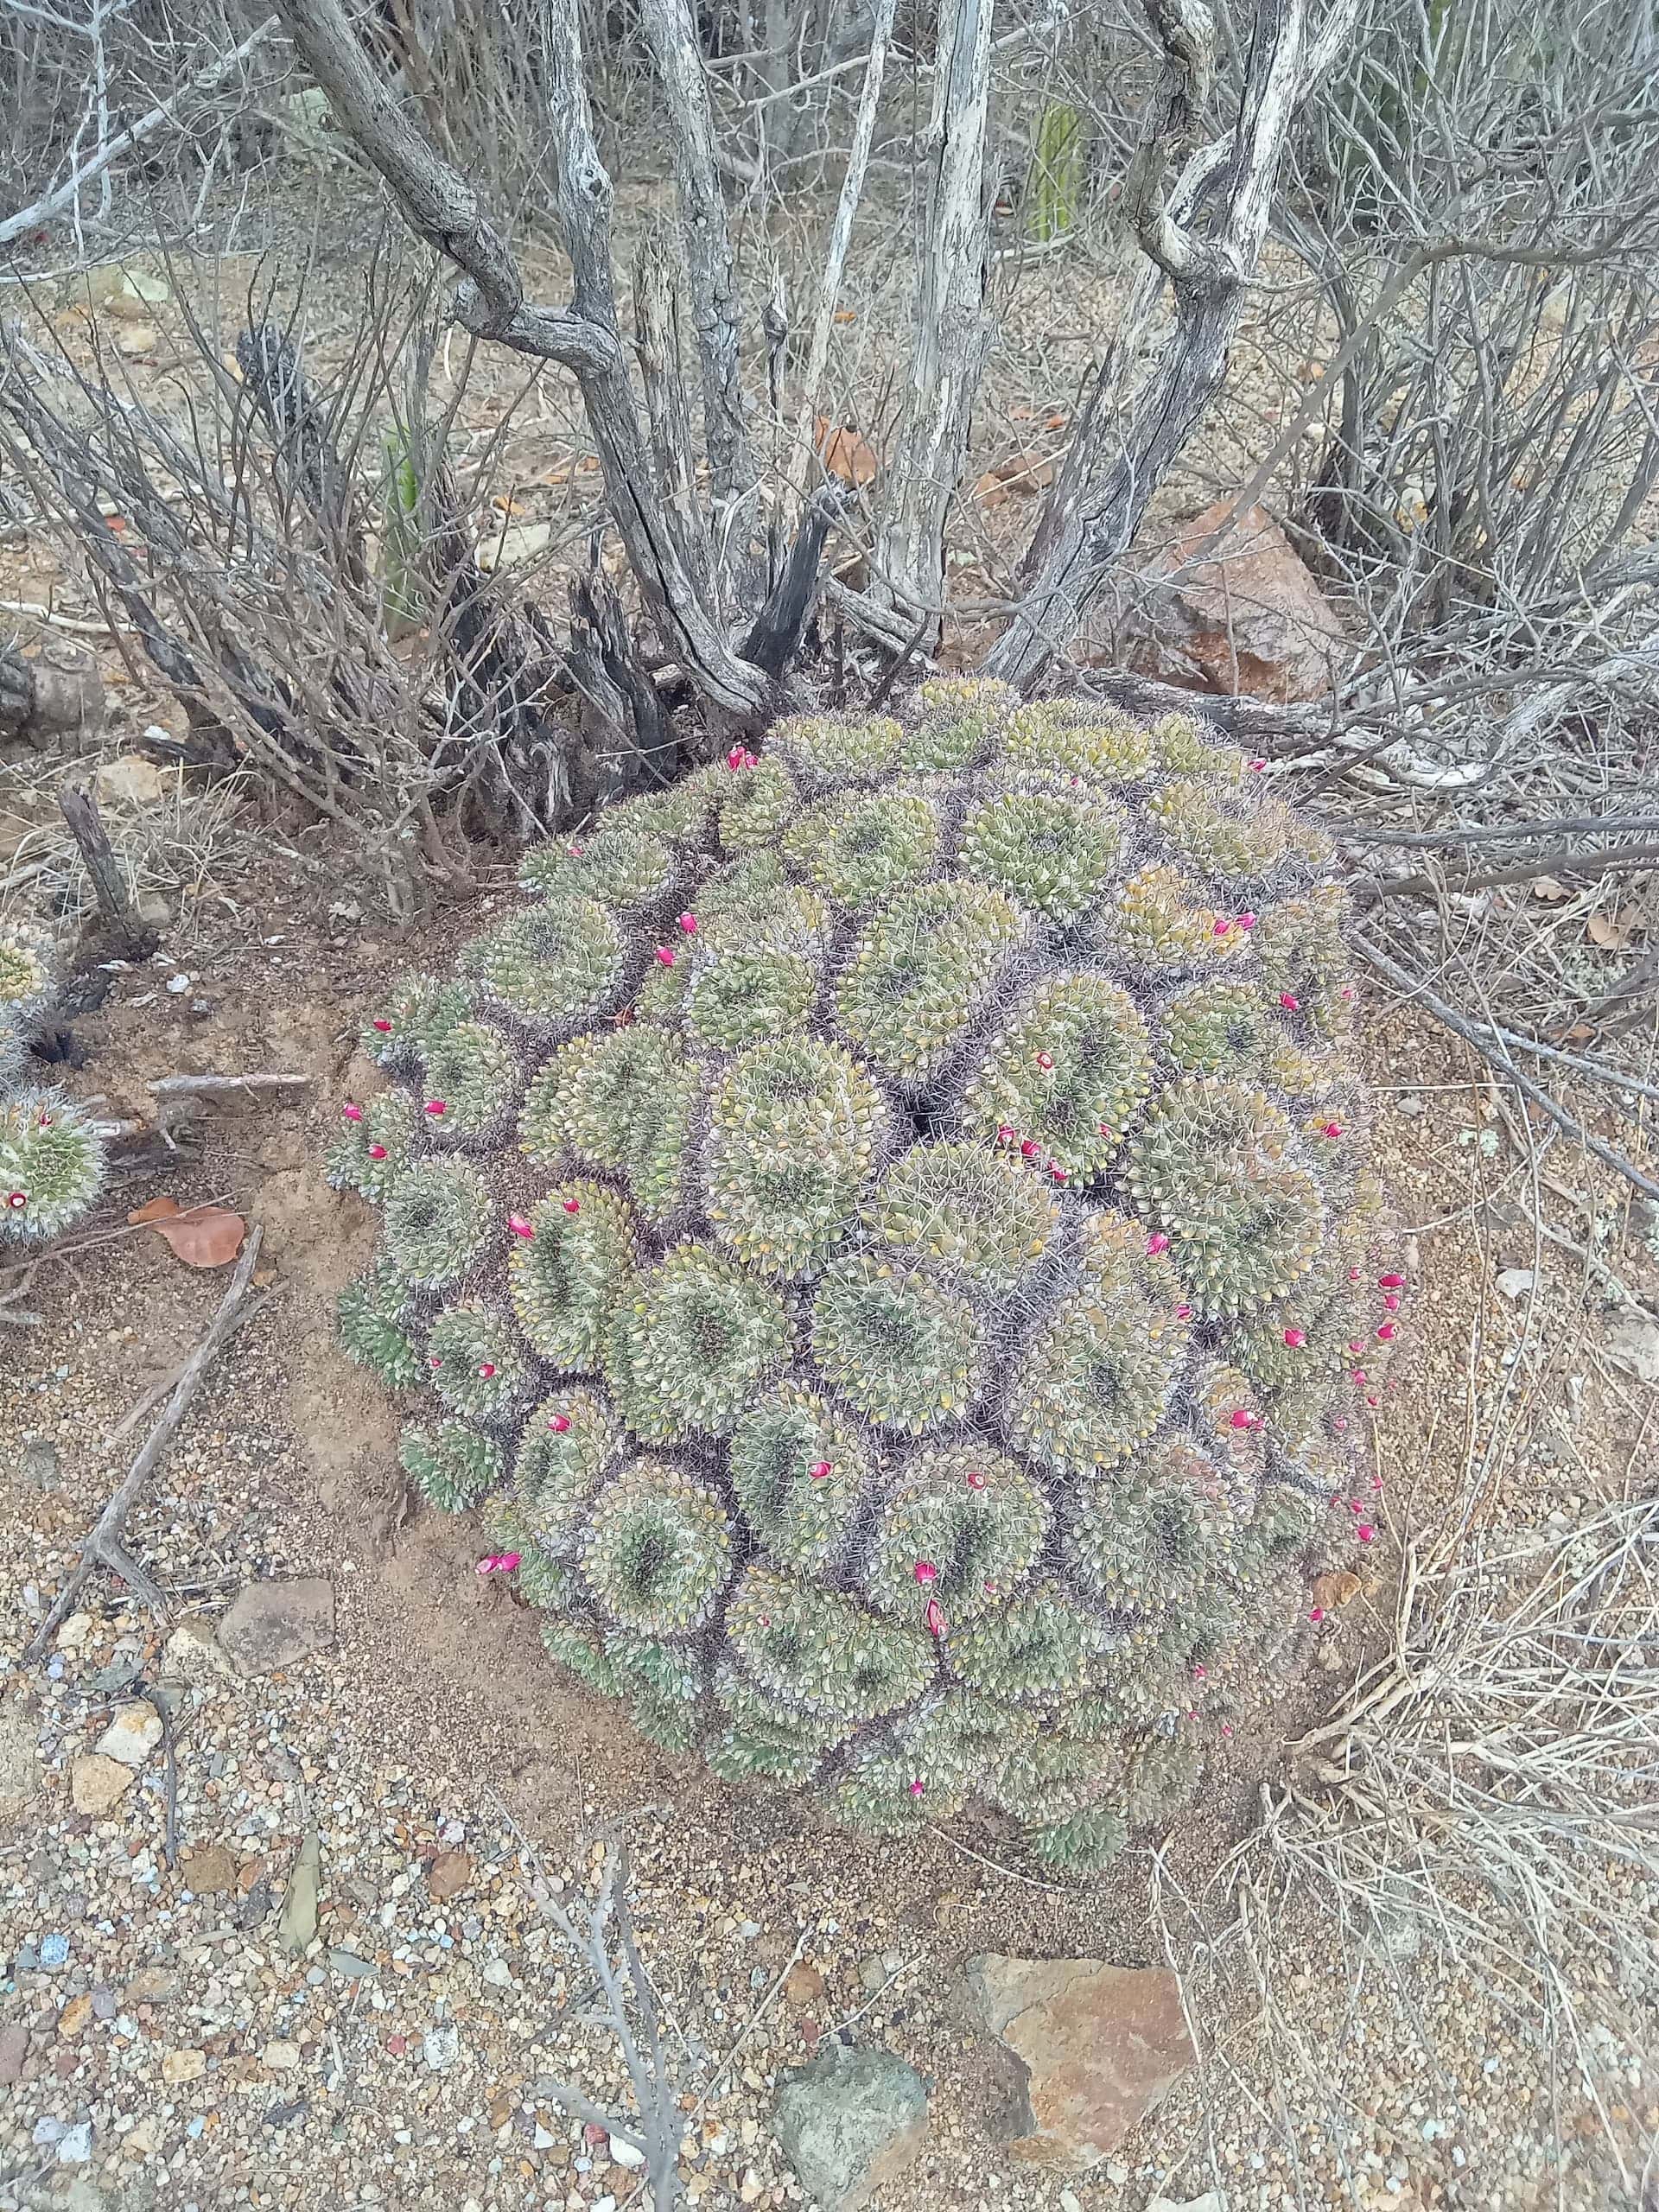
<box><xmin>0</xmin><ymin>925</ymin><xmax>105</xmax><ymax>1244</ymax></box>
<box><xmin>333</xmin><ymin>682</ymin><xmax>1396</xmax><ymax>1870</ymax></box>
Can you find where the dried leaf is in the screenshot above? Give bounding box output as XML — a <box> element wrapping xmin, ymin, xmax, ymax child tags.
<box><xmin>1530</xmin><ymin>875</ymin><xmax>1570</xmax><ymax>903</ymax></box>
<box><xmin>1043</xmin><ymin>412</ymin><xmax>1068</xmax><ymax>430</ymax></box>
<box><xmin>1563</xmin><ymin>1022</ymin><xmax>1596</xmax><ymax>1044</ymax></box>
<box><xmin>832</xmin><ymin>308</ymin><xmax>857</xmax><ymax>325</ymax></box>
<box><xmin>127</xmin><ymin>1196</ymin><xmax>181</xmax><ymax>1224</ymax></box>
<box><xmin>1310</xmin><ymin>1569</ymin><xmax>1362</xmax><ymax>1609</ymax></box>
<box><xmin>129</xmin><ymin>1198</ymin><xmax>246</xmax><ymax>1268</ymax></box>
<box><xmin>812</xmin><ymin>416</ymin><xmax>879</xmax><ymax>488</ymax></box>
<box><xmin>1604</xmin><ymin>1313</ymin><xmax>1659</xmax><ymax>1387</ymax></box>
<box><xmin>1495</xmin><ymin>1267</ymin><xmax>1537</xmax><ymax>1300</ymax></box>
<box><xmin>1587</xmin><ymin>907</ymin><xmax>1638</xmax><ymax>951</ymax></box>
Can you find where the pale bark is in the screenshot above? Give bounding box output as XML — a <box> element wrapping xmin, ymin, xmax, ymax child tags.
<box><xmin>637</xmin><ymin>0</ymin><xmax>757</xmax><ymax>531</ymax></box>
<box><xmin>988</xmin><ymin>0</ymin><xmax>1361</xmax><ymax>691</ymax></box>
<box><xmin>872</xmin><ymin>0</ymin><xmax>996</xmax><ymax>643</ymax></box>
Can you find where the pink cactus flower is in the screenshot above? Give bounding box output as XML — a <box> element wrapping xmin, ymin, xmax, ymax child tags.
<box><xmin>809</xmin><ymin>1460</ymin><xmax>832</xmax><ymax>1481</ymax></box>
<box><xmin>1351</xmin><ymin>1370</ymin><xmax>1367</xmax><ymax>1385</ymax></box>
<box><xmin>1376</xmin><ymin>1321</ymin><xmax>1395</xmax><ymax>1341</ymax></box>
<box><xmin>1379</xmin><ymin>1272</ymin><xmax>1405</xmax><ymax>1288</ymax></box>
<box><xmin>1175</xmin><ymin>1304</ymin><xmax>1193</xmax><ymax>1321</ymax></box>
<box><xmin>1283</xmin><ymin>1327</ymin><xmax>1306</xmax><ymax>1347</ymax></box>
<box><xmin>1236</xmin><ymin>911</ymin><xmax>1257</xmax><ymax>930</ymax></box>
<box><xmin>1309</xmin><ymin>1606</ymin><xmax>1325</xmax><ymax>1622</ymax></box>
<box><xmin>1247</xmin><ymin>757</ymin><xmax>1268</xmax><ymax>772</ymax></box>
<box><xmin>1220</xmin><ymin>1722</ymin><xmax>1234</xmax><ymax>1737</ymax></box>
<box><xmin>653</xmin><ymin>946</ymin><xmax>675</xmax><ymax>968</ymax></box>
<box><xmin>1050</xmin><ymin>1164</ymin><xmax>1069</xmax><ymax>1184</ymax></box>
<box><xmin>913</xmin><ymin>1560</ymin><xmax>938</xmax><ymax>1585</ymax></box>
<box><xmin>1349</xmin><ymin>1338</ymin><xmax>1363</xmax><ymax>1353</ymax></box>
<box><xmin>479</xmin><ymin>1362</ymin><xmax>496</xmax><ymax>1378</ymax></box>
<box><xmin>568</xmin><ymin>843</ymin><xmax>584</xmax><ymax>857</ymax></box>
<box><xmin>1341</xmin><ymin>983</ymin><xmax>1357</xmax><ymax>1001</ymax></box>
<box><xmin>1035</xmin><ymin>1050</ymin><xmax>1054</xmax><ymax>1070</ymax></box>
<box><xmin>549</xmin><ymin>1414</ymin><xmax>571</xmax><ymax>1433</ymax></box>
<box><xmin>1383</xmin><ymin>1294</ymin><xmax>1400</xmax><ymax>1311</ymax></box>
<box><xmin>372</xmin><ymin>1018</ymin><xmax>392</xmax><ymax>1033</ymax></box>
<box><xmin>1322</xmin><ymin>1121</ymin><xmax>1343</xmax><ymax>1140</ymax></box>
<box><xmin>508</xmin><ymin>1214</ymin><xmax>535</xmax><ymax>1238</ymax></box>
<box><xmin>429</xmin><ymin>1355</ymin><xmax>442</xmax><ymax>1370</ymax></box>
<box><xmin>1357</xmin><ymin>1524</ymin><xmax>1375</xmax><ymax>1542</ymax></box>
<box><xmin>996</xmin><ymin>1123</ymin><xmax>1016</xmax><ymax>1145</ymax></box>
<box><xmin>1213</xmin><ymin>918</ymin><xmax>1233</xmax><ymax>937</ymax></box>
<box><xmin>342</xmin><ymin>1102</ymin><xmax>364</xmax><ymax>1122</ymax></box>
<box><xmin>1147</xmin><ymin>1231</ymin><xmax>1170</xmax><ymax>1256</ymax></box>
<box><xmin>562</xmin><ymin>1197</ymin><xmax>581</xmax><ymax>1215</ymax></box>
<box><xmin>1192</xmin><ymin>1663</ymin><xmax>1207</xmax><ymax>1679</ymax></box>
<box><xmin>1020</xmin><ymin>1140</ymin><xmax>1039</xmax><ymax>1159</ymax></box>
<box><xmin>368</xmin><ymin>1142</ymin><xmax>388</xmax><ymax>1161</ymax></box>
<box><xmin>677</xmin><ymin>912</ymin><xmax>697</xmax><ymax>934</ymax></box>
<box><xmin>1279</xmin><ymin>992</ymin><xmax>1301</xmax><ymax>1012</ymax></box>
<box><xmin>924</xmin><ymin>1598</ymin><xmax>946</xmax><ymax>1637</ymax></box>
<box><xmin>908</xmin><ymin>1778</ymin><xmax>926</xmax><ymax>1798</ymax></box>
<box><xmin>1349</xmin><ymin>1266</ymin><xmax>1363</xmax><ymax>1281</ymax></box>
<box><xmin>423</xmin><ymin>1099</ymin><xmax>447</xmax><ymax>1117</ymax></box>
<box><xmin>1230</xmin><ymin>1408</ymin><xmax>1253</xmax><ymax>1430</ymax></box>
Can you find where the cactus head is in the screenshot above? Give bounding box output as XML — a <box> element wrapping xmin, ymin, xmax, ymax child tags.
<box><xmin>337</xmin><ymin>682</ymin><xmax>1383</xmax><ymax>1871</ymax></box>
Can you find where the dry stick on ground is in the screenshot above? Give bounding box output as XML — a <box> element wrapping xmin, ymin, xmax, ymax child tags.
<box><xmin>148</xmin><ymin>1071</ymin><xmax>314</xmax><ymax>1147</ymax></box>
<box><xmin>491</xmin><ymin>1808</ymin><xmax>684</xmax><ymax>2211</ymax></box>
<box><xmin>0</xmin><ymin>643</ymin><xmax>104</xmax><ymax>745</ymax></box>
<box><xmin>1354</xmin><ymin>930</ymin><xmax>1659</xmax><ymax>1204</ymax></box>
<box><xmin>23</xmin><ymin>1227</ymin><xmax>267</xmax><ymax>1662</ymax></box>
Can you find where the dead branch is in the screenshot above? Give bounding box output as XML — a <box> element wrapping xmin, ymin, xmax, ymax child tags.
<box><xmin>741</xmin><ymin>484</ymin><xmax>851</xmax><ymax>680</ymax></box>
<box><xmin>872</xmin><ymin>0</ymin><xmax>996</xmax><ymax>640</ymax></box>
<box><xmin>149</xmin><ymin>1071</ymin><xmax>313</xmax><ymax>1145</ymax></box>
<box><xmin>1354</xmin><ymin>929</ymin><xmax>1659</xmax><ymax>1204</ymax></box>
<box><xmin>988</xmin><ymin>0</ymin><xmax>1359</xmax><ymax>690</ymax></box>
<box><xmin>58</xmin><ymin>784</ymin><xmax>158</xmax><ymax>961</ymax></box>
<box><xmin>1357</xmin><ymin>841</ymin><xmax>1659</xmax><ymax>903</ymax></box>
<box><xmin>276</xmin><ymin>0</ymin><xmax>774</xmax><ymax>724</ymax></box>
<box><xmin>0</xmin><ymin>13</ymin><xmax>282</xmax><ymax>249</ymax></box>
<box><xmin>24</xmin><ymin>1226</ymin><xmax>267</xmax><ymax>1660</ymax></box>
<box><xmin>636</xmin><ymin>0</ymin><xmax>757</xmax><ymax>538</ymax></box>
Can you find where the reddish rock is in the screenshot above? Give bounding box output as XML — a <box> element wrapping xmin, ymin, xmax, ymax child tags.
<box><xmin>427</xmin><ymin>1848</ymin><xmax>474</xmax><ymax>1902</ymax></box>
<box><xmin>963</xmin><ymin>1955</ymin><xmax>1195</xmax><ymax>2173</ymax></box>
<box><xmin>0</xmin><ymin>2021</ymin><xmax>27</xmax><ymax>2082</ymax></box>
<box><xmin>217</xmin><ymin>1579</ymin><xmax>336</xmax><ymax>1676</ymax></box>
<box><xmin>1128</xmin><ymin>500</ymin><xmax>1344</xmax><ymax>702</ymax></box>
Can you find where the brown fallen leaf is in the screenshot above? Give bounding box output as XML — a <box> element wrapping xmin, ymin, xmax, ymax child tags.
<box><xmin>1587</xmin><ymin>906</ymin><xmax>1642</xmax><ymax>951</ymax></box>
<box><xmin>832</xmin><ymin>308</ymin><xmax>857</xmax><ymax>325</ymax></box>
<box><xmin>127</xmin><ymin>1195</ymin><xmax>247</xmax><ymax>1268</ymax></box>
<box><xmin>1311</xmin><ymin>1569</ymin><xmax>1363</xmax><ymax>1610</ymax></box>
<box><xmin>812</xmin><ymin>416</ymin><xmax>879</xmax><ymax>488</ymax></box>
<box><xmin>1530</xmin><ymin>875</ymin><xmax>1570</xmax><ymax>902</ymax></box>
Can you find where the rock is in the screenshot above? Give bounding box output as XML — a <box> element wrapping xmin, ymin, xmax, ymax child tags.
<box><xmin>93</xmin><ymin>753</ymin><xmax>166</xmax><ymax>808</ymax></box>
<box><xmin>58</xmin><ymin>1993</ymin><xmax>92</xmax><ymax>2037</ymax></box>
<box><xmin>218</xmin><ymin>1579</ymin><xmax>335</xmax><ymax>1675</ymax></box>
<box><xmin>423</xmin><ymin>2020</ymin><xmax>460</xmax><ymax>2072</ymax></box>
<box><xmin>124</xmin><ymin>1965</ymin><xmax>179</xmax><ymax>2004</ymax></box>
<box><xmin>0</xmin><ymin>2021</ymin><xmax>27</xmax><ymax>2082</ymax></box>
<box><xmin>96</xmin><ymin>1699</ymin><xmax>162</xmax><ymax>1768</ymax></box>
<box><xmin>428</xmin><ymin>1848</ymin><xmax>473</xmax><ymax>1901</ymax></box>
<box><xmin>785</xmin><ymin>1961</ymin><xmax>826</xmax><ymax>2008</ymax></box>
<box><xmin>71</xmin><ymin>1753</ymin><xmax>136</xmax><ymax>1816</ymax></box>
<box><xmin>0</xmin><ymin>1705</ymin><xmax>40</xmax><ymax>1817</ymax></box>
<box><xmin>277</xmin><ymin>1830</ymin><xmax>321</xmax><ymax>1956</ymax></box>
<box><xmin>1127</xmin><ymin>500</ymin><xmax>1345</xmax><ymax>703</ymax></box>
<box><xmin>1605</xmin><ymin>1313</ymin><xmax>1659</xmax><ymax>1387</ymax></box>
<box><xmin>55</xmin><ymin>2120</ymin><xmax>93</xmax><ymax>2164</ymax></box>
<box><xmin>963</xmin><ymin>1955</ymin><xmax>1195</xmax><ymax>2174</ymax></box>
<box><xmin>162</xmin><ymin>1616</ymin><xmax>231</xmax><ymax>1682</ymax></box>
<box><xmin>1495</xmin><ymin>1267</ymin><xmax>1537</xmax><ymax>1300</ymax></box>
<box><xmin>181</xmin><ymin>1844</ymin><xmax>236</xmax><ymax>1895</ymax></box>
<box><xmin>327</xmin><ymin>1948</ymin><xmax>379</xmax><ymax>1978</ymax></box>
<box><xmin>609</xmin><ymin>2136</ymin><xmax>645</xmax><ymax>2168</ymax></box>
<box><xmin>161</xmin><ymin>2047</ymin><xmax>207</xmax><ymax>2084</ymax></box>
<box><xmin>122</xmin><ymin>2115</ymin><xmax>162</xmax><ymax>2158</ymax></box>
<box><xmin>1148</xmin><ymin>2196</ymin><xmax>1229</xmax><ymax>2212</ymax></box>
<box><xmin>264</xmin><ymin>2040</ymin><xmax>302</xmax><ymax>2072</ymax></box>
<box><xmin>476</xmin><ymin>520</ymin><xmax>553</xmax><ymax>572</ymax></box>
<box><xmin>772</xmin><ymin>2040</ymin><xmax>930</xmax><ymax>2212</ymax></box>
<box><xmin>55</xmin><ymin>1612</ymin><xmax>97</xmax><ymax>1652</ymax></box>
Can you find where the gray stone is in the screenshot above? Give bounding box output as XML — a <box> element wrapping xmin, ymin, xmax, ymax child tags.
<box><xmin>772</xmin><ymin>2040</ymin><xmax>929</xmax><ymax>2212</ymax></box>
<box><xmin>276</xmin><ymin>1831</ymin><xmax>321</xmax><ymax>1957</ymax></box>
<box><xmin>218</xmin><ymin>1579</ymin><xmax>336</xmax><ymax>1676</ymax></box>
<box><xmin>327</xmin><ymin>1949</ymin><xmax>379</xmax><ymax>1979</ymax></box>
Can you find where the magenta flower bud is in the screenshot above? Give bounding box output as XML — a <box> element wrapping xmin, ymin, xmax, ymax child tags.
<box><xmin>342</xmin><ymin>1102</ymin><xmax>363</xmax><ymax>1122</ymax></box>
<box><xmin>423</xmin><ymin>1099</ymin><xmax>446</xmax><ymax>1116</ymax></box>
<box><xmin>809</xmin><ymin>1460</ymin><xmax>832</xmax><ymax>1481</ymax></box>
<box><xmin>549</xmin><ymin>1414</ymin><xmax>570</xmax><ymax>1433</ymax></box>
<box><xmin>1283</xmin><ymin>1327</ymin><xmax>1306</xmax><ymax>1348</ymax></box>
<box><xmin>997</xmin><ymin>1123</ymin><xmax>1016</xmax><ymax>1145</ymax></box>
<box><xmin>1376</xmin><ymin>1322</ymin><xmax>1395</xmax><ymax>1341</ymax></box>
<box><xmin>1309</xmin><ymin>1606</ymin><xmax>1325</xmax><ymax>1622</ymax></box>
<box><xmin>1236</xmin><ymin>911</ymin><xmax>1257</xmax><ymax>930</ymax></box>
<box><xmin>677</xmin><ymin>912</ymin><xmax>697</xmax><ymax>934</ymax></box>
<box><xmin>913</xmin><ymin>1560</ymin><xmax>938</xmax><ymax>1584</ymax></box>
<box><xmin>1247</xmin><ymin>757</ymin><xmax>1267</xmax><ymax>772</ymax></box>
<box><xmin>653</xmin><ymin>946</ymin><xmax>675</xmax><ymax>968</ymax></box>
<box><xmin>372</xmin><ymin>1017</ymin><xmax>392</xmax><ymax>1033</ymax></box>
<box><xmin>1147</xmin><ymin>1232</ymin><xmax>1170</xmax><ymax>1256</ymax></box>
<box><xmin>1357</xmin><ymin>1524</ymin><xmax>1375</xmax><ymax>1542</ymax></box>
<box><xmin>965</xmin><ymin>1468</ymin><xmax>988</xmax><ymax>1491</ymax></box>
<box><xmin>1229</xmin><ymin>1408</ymin><xmax>1252</xmax><ymax>1430</ymax></box>
<box><xmin>1035</xmin><ymin>1050</ymin><xmax>1054</xmax><ymax>1070</ymax></box>
<box><xmin>1383</xmin><ymin>1294</ymin><xmax>1400</xmax><ymax>1311</ymax></box>
<box><xmin>1020</xmin><ymin>1140</ymin><xmax>1039</xmax><ymax>1159</ymax></box>
<box><xmin>479</xmin><ymin>1362</ymin><xmax>496</xmax><ymax>1378</ymax></box>
<box><xmin>1174</xmin><ymin>1303</ymin><xmax>1193</xmax><ymax>1321</ymax></box>
<box><xmin>562</xmin><ymin>1197</ymin><xmax>581</xmax><ymax>1215</ymax></box>
<box><xmin>508</xmin><ymin>1214</ymin><xmax>534</xmax><ymax>1238</ymax></box>
<box><xmin>908</xmin><ymin>1778</ymin><xmax>925</xmax><ymax>1798</ymax></box>
<box><xmin>1279</xmin><ymin>992</ymin><xmax>1300</xmax><ymax>1011</ymax></box>
<box><xmin>367</xmin><ymin>1142</ymin><xmax>388</xmax><ymax>1161</ymax></box>
<box><xmin>924</xmin><ymin>1598</ymin><xmax>946</xmax><ymax>1637</ymax></box>
<box><xmin>1379</xmin><ymin>1272</ymin><xmax>1405</xmax><ymax>1288</ymax></box>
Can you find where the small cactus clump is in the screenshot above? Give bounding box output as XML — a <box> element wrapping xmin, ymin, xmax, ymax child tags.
<box><xmin>334</xmin><ymin>683</ymin><xmax>1391</xmax><ymax>1871</ymax></box>
<box><xmin>1</xmin><ymin>925</ymin><xmax>105</xmax><ymax>1244</ymax></box>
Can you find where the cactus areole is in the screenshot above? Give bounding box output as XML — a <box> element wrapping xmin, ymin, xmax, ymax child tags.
<box><xmin>330</xmin><ymin>684</ymin><xmax>1390</xmax><ymax>1870</ymax></box>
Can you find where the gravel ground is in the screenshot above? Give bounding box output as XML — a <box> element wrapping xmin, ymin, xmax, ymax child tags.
<box><xmin>3</xmin><ymin>892</ymin><xmax>1656</xmax><ymax>2212</ymax></box>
